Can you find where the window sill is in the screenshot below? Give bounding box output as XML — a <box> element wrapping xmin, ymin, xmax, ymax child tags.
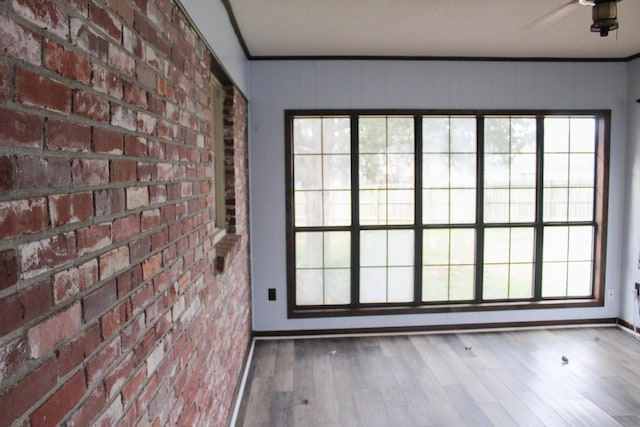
<box><xmin>214</xmin><ymin>233</ymin><xmax>242</xmax><ymax>274</ymax></box>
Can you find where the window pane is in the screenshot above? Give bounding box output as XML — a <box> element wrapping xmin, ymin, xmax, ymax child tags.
<box><xmin>568</xmin><ymin>226</ymin><xmax>593</xmax><ymax>261</ymax></box>
<box><xmin>570</xmin><ymin>118</ymin><xmax>595</xmax><ymax>153</ymax></box>
<box><xmin>567</xmin><ymin>261</ymin><xmax>592</xmax><ymax>296</ymax></box>
<box><xmin>450</xmin><ymin>154</ymin><xmax>476</xmax><ymax>188</ymax></box>
<box><xmin>485</xmin><ymin>118</ymin><xmax>510</xmax><ymax>153</ymax></box>
<box><xmin>323</xmin><ymin>155</ymin><xmax>351</xmax><ymax>190</ymax></box>
<box><xmin>325</xmin><ymin>269</ymin><xmax>350</xmax><ymax>304</ymax></box>
<box><xmin>388</xmin><ymin>267</ymin><xmax>414</xmax><ymax>302</ymax></box>
<box><xmin>388</xmin><ymin>117</ymin><xmax>414</xmax><ymax>153</ymax></box>
<box><xmin>423</xmin><ymin>154</ymin><xmax>449</xmax><ymax>188</ymax></box>
<box><xmin>484</xmin><ymin>154</ymin><xmax>510</xmax><ymax>187</ymax></box>
<box><xmin>569</xmin><ymin>153</ymin><xmax>595</xmax><ymax>187</ymax></box>
<box><xmin>509</xmin><ymin>263</ymin><xmax>534</xmax><ymax>299</ymax></box>
<box><xmin>510</xmin><ymin>188</ymin><xmax>535</xmax><ymax>223</ymax></box>
<box><xmin>450</xmin><ymin>229</ymin><xmax>475</xmax><ymax>264</ymax></box>
<box><xmin>294</xmin><ymin>156</ymin><xmax>322</xmax><ymax>190</ymax></box>
<box><xmin>388</xmin><ymin>190</ymin><xmax>414</xmax><ymax>224</ymax></box>
<box><xmin>423</xmin><ymin>229</ymin><xmax>450</xmax><ymax>265</ymax></box>
<box><xmin>324</xmin><ymin>232</ymin><xmax>350</xmax><ymax>268</ymax></box>
<box><xmin>360</xmin><ymin>267</ymin><xmax>387</xmax><ymax>303</ymax></box>
<box><xmin>423</xmin><ymin>189</ymin><xmax>449</xmax><ymax>224</ymax></box>
<box><xmin>544</xmin><ymin>154</ymin><xmax>569</xmax><ymax>187</ymax></box>
<box><xmin>360</xmin><ymin>154</ymin><xmax>386</xmax><ymax>189</ymax></box>
<box><xmin>388</xmin><ymin>230</ymin><xmax>414</xmax><ymax>266</ymax></box>
<box><xmin>295</xmin><ymin>191</ymin><xmax>323</xmax><ymax>226</ymax></box>
<box><xmin>423</xmin><ymin>229</ymin><xmax>474</xmax><ymax>302</ymax></box>
<box><xmin>387</xmin><ymin>154</ymin><xmax>414</xmax><ymax>188</ymax></box>
<box><xmin>450</xmin><ymin>266</ymin><xmax>474</xmax><ymax>300</ymax></box>
<box><xmin>484</xmin><ymin>188</ymin><xmax>509</xmax><ymax>223</ymax></box>
<box><xmin>361</xmin><ymin>230</ymin><xmax>387</xmax><ymax>266</ymax></box>
<box><xmin>450</xmin><ymin>189</ymin><xmax>476</xmax><ymax>223</ymax></box>
<box><xmin>323</xmin><ymin>118</ymin><xmax>350</xmax><ymax>154</ymax></box>
<box><xmin>510</xmin><ymin>118</ymin><xmax>536</xmax><ymax>153</ymax></box>
<box><xmin>543</xmin><ymin>187</ymin><xmax>568</xmax><ymax>222</ymax></box>
<box><xmin>484</xmin><ymin>228</ymin><xmax>510</xmax><ymax>263</ymax></box>
<box><xmin>568</xmin><ymin>187</ymin><xmax>593</xmax><ymax>221</ymax></box>
<box><xmin>450</xmin><ymin>118</ymin><xmax>476</xmax><ymax>153</ymax></box>
<box><xmin>543</xmin><ymin>226</ymin><xmax>568</xmax><ymax>262</ymax></box>
<box><xmin>296</xmin><ymin>269</ymin><xmax>323</xmax><ymax>305</ymax></box>
<box><xmin>360</xmin><ymin>189</ymin><xmax>387</xmax><ymax>225</ymax></box>
<box><xmin>359</xmin><ymin>117</ymin><xmax>386</xmax><ymax>153</ymax></box>
<box><xmin>323</xmin><ymin>191</ymin><xmax>351</xmax><ymax>226</ymax></box>
<box><xmin>542</xmin><ymin>262</ymin><xmax>567</xmax><ymax>298</ymax></box>
<box><xmin>510</xmin><ymin>228</ymin><xmax>534</xmax><ymax>263</ymax></box>
<box><xmin>483</xmin><ymin>264</ymin><xmax>509</xmax><ymax>299</ymax></box>
<box><xmin>423</xmin><ymin>117</ymin><xmax>450</xmax><ymax>153</ymax></box>
<box><xmin>423</xmin><ymin>266</ymin><xmax>449</xmax><ymax>301</ymax></box>
<box><xmin>510</xmin><ymin>154</ymin><xmax>536</xmax><ymax>187</ymax></box>
<box><xmin>295</xmin><ymin>232</ymin><xmax>323</xmax><ymax>268</ymax></box>
<box><xmin>545</xmin><ymin>117</ymin><xmax>569</xmax><ymax>152</ymax></box>
<box><xmin>294</xmin><ymin>118</ymin><xmax>322</xmax><ymax>154</ymax></box>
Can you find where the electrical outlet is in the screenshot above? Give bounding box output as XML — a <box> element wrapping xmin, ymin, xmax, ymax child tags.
<box><xmin>268</xmin><ymin>288</ymin><xmax>276</xmax><ymax>301</ymax></box>
<box><xmin>607</xmin><ymin>288</ymin><xmax>614</xmax><ymax>298</ymax></box>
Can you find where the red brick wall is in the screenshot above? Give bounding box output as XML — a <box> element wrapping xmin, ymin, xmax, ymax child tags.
<box><xmin>0</xmin><ymin>0</ymin><xmax>252</xmax><ymax>425</ymax></box>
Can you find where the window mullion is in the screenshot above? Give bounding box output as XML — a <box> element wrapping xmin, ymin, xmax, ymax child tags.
<box><xmin>414</xmin><ymin>115</ymin><xmax>423</xmax><ymax>305</ymax></box>
<box><xmin>351</xmin><ymin>114</ymin><xmax>361</xmax><ymax>307</ymax></box>
<box><xmin>534</xmin><ymin>114</ymin><xmax>545</xmax><ymax>300</ymax></box>
<box><xmin>475</xmin><ymin>115</ymin><xmax>485</xmax><ymax>304</ymax></box>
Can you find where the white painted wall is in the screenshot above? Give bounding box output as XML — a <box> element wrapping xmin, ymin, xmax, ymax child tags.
<box><xmin>248</xmin><ymin>60</ymin><xmax>628</xmax><ymax>332</ymax></box>
<box><xmin>179</xmin><ymin>0</ymin><xmax>249</xmax><ymax>93</ymax></box>
<box><xmin>619</xmin><ymin>58</ymin><xmax>640</xmax><ymax>327</ymax></box>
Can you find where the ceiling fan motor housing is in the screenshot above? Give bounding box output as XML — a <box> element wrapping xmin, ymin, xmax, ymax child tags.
<box><xmin>591</xmin><ymin>0</ymin><xmax>621</xmax><ymax>37</ymax></box>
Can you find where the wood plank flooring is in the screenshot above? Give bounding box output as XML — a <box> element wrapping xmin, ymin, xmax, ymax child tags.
<box><xmin>235</xmin><ymin>327</ymin><xmax>640</xmax><ymax>426</ymax></box>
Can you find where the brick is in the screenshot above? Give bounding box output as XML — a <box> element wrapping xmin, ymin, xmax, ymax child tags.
<box><xmin>0</xmin><ymin>336</ymin><xmax>27</xmax><ymax>383</ymax></box>
<box><xmin>124</xmin><ymin>81</ymin><xmax>148</xmax><ymax>108</ymax></box>
<box><xmin>0</xmin><ymin>279</ymin><xmax>52</xmax><ymax>336</ymax></box>
<box><xmin>57</xmin><ymin>323</ymin><xmax>100</xmax><ymax>376</ymax></box>
<box><xmin>0</xmin><ymin>198</ymin><xmax>48</xmax><ymax>239</ymax></box>
<box><xmin>17</xmin><ymin>156</ymin><xmax>71</xmax><ymax>189</ymax></box>
<box><xmin>45</xmin><ymin>39</ymin><xmax>91</xmax><ymax>84</ymax></box>
<box><xmin>121</xmin><ymin>313</ymin><xmax>145</xmax><ymax>349</ymax></box>
<box><xmin>142</xmin><ymin>253</ymin><xmax>162</xmax><ymax>281</ymax></box>
<box><xmin>149</xmin><ymin>185</ymin><xmax>167</xmax><ymax>204</ymax></box>
<box><xmin>95</xmin><ymin>188</ymin><xmax>125</xmax><ymax>217</ymax></box>
<box><xmin>94</xmin><ymin>394</ymin><xmax>123</xmax><ymax>426</ymax></box>
<box><xmin>0</xmin><ymin>249</ymin><xmax>19</xmax><ymax>291</ymax></box>
<box><xmin>0</xmin><ymin>156</ymin><xmax>11</xmax><ymax>193</ymax></box>
<box><xmin>0</xmin><ymin>61</ymin><xmax>10</xmax><ymax>100</ymax></box>
<box><xmin>125</xmin><ymin>135</ymin><xmax>147</xmax><ymax>157</ymax></box>
<box><xmin>107</xmin><ymin>0</ymin><xmax>134</xmax><ymax>24</ymax></box>
<box><xmin>101</xmin><ymin>301</ymin><xmax>127</xmax><ymax>340</ymax></box>
<box><xmin>72</xmin><ymin>158</ymin><xmax>109</xmax><ymax>185</ymax></box>
<box><xmin>93</xmin><ymin>127</ymin><xmax>123</xmax><ymax>154</ymax></box>
<box><xmin>123</xmin><ymin>26</ymin><xmax>142</xmax><ymax>58</ymax></box>
<box><xmin>110</xmin><ymin>159</ymin><xmax>136</xmax><ymax>182</ymax></box>
<box><xmin>0</xmin><ymin>15</ymin><xmax>40</xmax><ymax>65</ymax></box>
<box><xmin>122</xmin><ymin>364</ymin><xmax>146</xmax><ymax>405</ymax></box>
<box><xmin>66</xmin><ymin>382</ymin><xmax>106</xmax><ymax>427</ymax></box>
<box><xmin>0</xmin><ymin>358</ymin><xmax>57</xmax><ymax>427</ymax></box>
<box><xmin>28</xmin><ymin>302</ymin><xmax>81</xmax><ymax>358</ymax></box>
<box><xmin>137</xmin><ymin>111</ymin><xmax>157</xmax><ymax>134</ymax></box>
<box><xmin>20</xmin><ymin>232</ymin><xmax>77</xmax><ymax>279</ymax></box>
<box><xmin>108</xmin><ymin>44</ymin><xmax>135</xmax><ymax>77</ymax></box>
<box><xmin>48</xmin><ymin>192</ymin><xmax>93</xmax><ymax>227</ymax></box>
<box><xmin>72</xmin><ymin>20</ymin><xmax>108</xmax><ymax>63</ymax></box>
<box><xmin>104</xmin><ymin>351</ymin><xmax>132</xmax><ymax>399</ymax></box>
<box><xmin>16</xmin><ymin>68</ymin><xmax>71</xmax><ymax>113</ymax></box>
<box><xmin>137</xmin><ymin>162</ymin><xmax>155</xmax><ymax>182</ymax></box>
<box><xmin>73</xmin><ymin>90</ymin><xmax>110</xmax><ymax>122</ymax></box>
<box><xmin>86</xmin><ymin>338</ymin><xmax>120</xmax><ymax>386</ymax></box>
<box><xmin>53</xmin><ymin>259</ymin><xmax>98</xmax><ymax>303</ymax></box>
<box><xmin>129</xmin><ymin>236</ymin><xmax>151</xmax><ymax>263</ymax></box>
<box><xmin>14</xmin><ymin>0</ymin><xmax>67</xmax><ymax>38</ymax></box>
<box><xmin>46</xmin><ymin>119</ymin><xmax>91</xmax><ymax>152</ymax></box>
<box><xmin>113</xmin><ymin>214</ymin><xmax>140</xmax><ymax>242</ymax></box>
<box><xmin>31</xmin><ymin>370</ymin><xmax>85</xmax><ymax>427</ymax></box>
<box><xmin>141</xmin><ymin>209</ymin><xmax>161</xmax><ymax>233</ymax></box>
<box><xmin>127</xmin><ymin>186</ymin><xmax>149</xmax><ymax>209</ymax></box>
<box><xmin>83</xmin><ymin>279</ymin><xmax>117</xmax><ymax>322</ymax></box>
<box><xmin>116</xmin><ymin>265</ymin><xmax>142</xmax><ymax>296</ymax></box>
<box><xmin>89</xmin><ymin>1</ymin><xmax>121</xmax><ymax>40</ymax></box>
<box><xmin>99</xmin><ymin>246</ymin><xmax>130</xmax><ymax>280</ymax></box>
<box><xmin>0</xmin><ymin>108</ymin><xmax>42</xmax><ymax>148</ymax></box>
<box><xmin>111</xmin><ymin>103</ymin><xmax>136</xmax><ymax>130</ymax></box>
<box><xmin>77</xmin><ymin>223</ymin><xmax>112</xmax><ymax>256</ymax></box>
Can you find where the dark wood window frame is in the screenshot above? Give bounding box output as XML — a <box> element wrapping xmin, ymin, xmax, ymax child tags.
<box><xmin>285</xmin><ymin>109</ymin><xmax>610</xmax><ymax>319</ymax></box>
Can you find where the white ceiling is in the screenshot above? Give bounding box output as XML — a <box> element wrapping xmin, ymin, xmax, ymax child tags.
<box><xmin>227</xmin><ymin>0</ymin><xmax>640</xmax><ymax>59</ymax></box>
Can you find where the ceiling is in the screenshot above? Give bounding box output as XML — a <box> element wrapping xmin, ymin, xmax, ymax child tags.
<box><xmin>225</xmin><ymin>0</ymin><xmax>640</xmax><ymax>60</ymax></box>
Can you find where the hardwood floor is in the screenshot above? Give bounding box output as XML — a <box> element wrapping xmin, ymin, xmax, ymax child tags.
<box><xmin>235</xmin><ymin>327</ymin><xmax>640</xmax><ymax>426</ymax></box>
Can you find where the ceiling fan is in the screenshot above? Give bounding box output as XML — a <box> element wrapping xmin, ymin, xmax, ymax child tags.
<box><xmin>528</xmin><ymin>0</ymin><xmax>622</xmax><ymax>37</ymax></box>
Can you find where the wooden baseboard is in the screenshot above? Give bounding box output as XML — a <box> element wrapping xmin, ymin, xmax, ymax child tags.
<box><xmin>227</xmin><ymin>338</ymin><xmax>255</xmax><ymax>427</ymax></box>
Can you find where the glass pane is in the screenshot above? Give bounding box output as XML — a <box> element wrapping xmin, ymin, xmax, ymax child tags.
<box><xmin>542</xmin><ymin>262</ymin><xmax>567</xmax><ymax>297</ymax></box>
<box><xmin>483</xmin><ymin>264</ymin><xmax>509</xmax><ymax>299</ymax></box>
<box><xmin>423</xmin><ymin>229</ymin><xmax>450</xmax><ymax>265</ymax></box>
<box><xmin>509</xmin><ymin>263</ymin><xmax>534</xmax><ymax>298</ymax></box>
<box><xmin>450</xmin><ymin>118</ymin><xmax>476</xmax><ymax>153</ymax></box>
<box><xmin>485</xmin><ymin>118</ymin><xmax>510</xmax><ymax>153</ymax></box>
<box><xmin>449</xmin><ymin>189</ymin><xmax>475</xmax><ymax>224</ymax></box>
<box><xmin>387</xmin><ymin>190</ymin><xmax>414</xmax><ymax>224</ymax></box>
<box><xmin>543</xmin><ymin>226</ymin><xmax>568</xmax><ymax>262</ymax></box>
<box><xmin>295</xmin><ymin>232</ymin><xmax>323</xmax><ymax>268</ymax></box>
<box><xmin>567</xmin><ymin>261</ymin><xmax>592</xmax><ymax>296</ymax></box>
<box><xmin>423</xmin><ymin>266</ymin><xmax>448</xmax><ymax>301</ymax></box>
<box><xmin>323</xmin><ymin>118</ymin><xmax>350</xmax><ymax>154</ymax></box>
<box><xmin>360</xmin><ymin>267</ymin><xmax>386</xmax><ymax>303</ymax></box>
<box><xmin>510</xmin><ymin>188</ymin><xmax>535</xmax><ymax>223</ymax></box>
<box><xmin>295</xmin><ymin>191</ymin><xmax>323</xmax><ymax>226</ymax></box>
<box><xmin>294</xmin><ymin>156</ymin><xmax>322</xmax><ymax>190</ymax></box>
<box><xmin>450</xmin><ymin>265</ymin><xmax>474</xmax><ymax>300</ymax></box>
<box><xmin>484</xmin><ymin>154</ymin><xmax>510</xmax><ymax>187</ymax></box>
<box><xmin>450</xmin><ymin>229</ymin><xmax>475</xmax><ymax>264</ymax></box>
<box><xmin>510</xmin><ymin>228</ymin><xmax>534</xmax><ymax>263</ymax></box>
<box><xmin>388</xmin><ymin>230</ymin><xmax>414</xmax><ymax>266</ymax></box>
<box><xmin>359</xmin><ymin>189</ymin><xmax>386</xmax><ymax>225</ymax></box>
<box><xmin>484</xmin><ymin>188</ymin><xmax>509</xmax><ymax>223</ymax></box>
<box><xmin>324</xmin><ymin>269</ymin><xmax>350</xmax><ymax>304</ymax></box>
<box><xmin>569</xmin><ymin>153</ymin><xmax>595</xmax><ymax>187</ymax></box>
<box><xmin>544</xmin><ymin>117</ymin><xmax>569</xmax><ymax>153</ymax></box>
<box><xmin>323</xmin><ymin>155</ymin><xmax>351</xmax><ymax>190</ymax></box>
<box><xmin>450</xmin><ymin>154</ymin><xmax>476</xmax><ymax>188</ymax></box>
<box><xmin>361</xmin><ymin>230</ymin><xmax>387</xmax><ymax>266</ymax></box>
<box><xmin>294</xmin><ymin>118</ymin><xmax>322</xmax><ymax>154</ymax></box>
<box><xmin>359</xmin><ymin>154</ymin><xmax>386</xmax><ymax>189</ymax></box>
<box><xmin>323</xmin><ymin>190</ymin><xmax>351</xmax><ymax>226</ymax></box>
<box><xmin>423</xmin><ymin>189</ymin><xmax>449</xmax><ymax>224</ymax></box>
<box><xmin>387</xmin><ymin>267</ymin><xmax>413</xmax><ymax>302</ymax></box>
<box><xmin>359</xmin><ymin>117</ymin><xmax>386</xmax><ymax>153</ymax></box>
<box><xmin>423</xmin><ymin>154</ymin><xmax>450</xmax><ymax>188</ymax></box>
<box><xmin>544</xmin><ymin>154</ymin><xmax>569</xmax><ymax>187</ymax></box>
<box><xmin>543</xmin><ymin>187</ymin><xmax>568</xmax><ymax>222</ymax></box>
<box><xmin>568</xmin><ymin>226</ymin><xmax>593</xmax><ymax>261</ymax></box>
<box><xmin>423</xmin><ymin>117</ymin><xmax>449</xmax><ymax>153</ymax></box>
<box><xmin>296</xmin><ymin>269</ymin><xmax>323</xmax><ymax>305</ymax></box>
<box><xmin>324</xmin><ymin>232</ymin><xmax>350</xmax><ymax>268</ymax></box>
<box><xmin>511</xmin><ymin>118</ymin><xmax>536</xmax><ymax>153</ymax></box>
<box><xmin>387</xmin><ymin>154</ymin><xmax>414</xmax><ymax>189</ymax></box>
<box><xmin>387</xmin><ymin>117</ymin><xmax>414</xmax><ymax>153</ymax></box>
<box><xmin>484</xmin><ymin>228</ymin><xmax>510</xmax><ymax>263</ymax></box>
<box><xmin>569</xmin><ymin>118</ymin><xmax>595</xmax><ymax>153</ymax></box>
<box><xmin>568</xmin><ymin>187</ymin><xmax>593</xmax><ymax>221</ymax></box>
<box><xmin>510</xmin><ymin>154</ymin><xmax>536</xmax><ymax>187</ymax></box>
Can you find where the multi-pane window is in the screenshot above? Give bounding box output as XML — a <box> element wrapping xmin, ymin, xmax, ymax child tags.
<box><xmin>286</xmin><ymin>111</ymin><xmax>608</xmax><ymax>316</ymax></box>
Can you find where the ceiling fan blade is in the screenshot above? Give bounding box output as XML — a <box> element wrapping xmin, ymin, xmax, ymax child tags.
<box><xmin>526</xmin><ymin>0</ymin><xmax>581</xmax><ymax>30</ymax></box>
